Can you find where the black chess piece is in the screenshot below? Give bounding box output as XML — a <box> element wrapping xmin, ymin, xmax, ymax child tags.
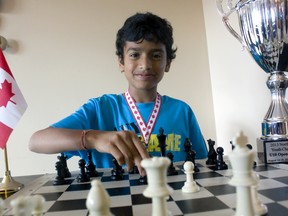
<box><xmin>167</xmin><ymin>152</ymin><xmax>178</xmax><ymax>176</ymax></box>
<box><xmin>86</xmin><ymin>150</ymin><xmax>99</xmax><ymax>177</ymax></box>
<box><xmin>214</xmin><ymin>147</ymin><xmax>228</xmax><ymax>170</ymax></box>
<box><xmin>57</xmin><ymin>153</ymin><xmax>71</xmax><ymax>178</ymax></box>
<box><xmin>53</xmin><ymin>161</ymin><xmax>69</xmax><ymax>185</ymax></box>
<box><xmin>157</xmin><ymin>127</ymin><xmax>167</xmax><ymax>157</ymax></box>
<box><xmin>230</xmin><ymin>140</ymin><xmax>235</xmax><ymax>150</ymax></box>
<box><xmin>129</xmin><ymin>165</ymin><xmax>139</xmax><ymax>174</ymax></box>
<box><xmin>206</xmin><ymin>139</ymin><xmax>217</xmax><ymax>165</ymax></box>
<box><xmin>183</xmin><ymin>138</ymin><xmax>199</xmax><ymax>172</ymax></box>
<box><xmin>246</xmin><ymin>144</ymin><xmax>257</xmax><ymax>168</ymax></box>
<box><xmin>77</xmin><ymin>159</ymin><xmax>90</xmax><ymax>182</ymax></box>
<box><xmin>111</xmin><ymin>157</ymin><xmax>124</xmax><ymax>180</ymax></box>
<box><xmin>139</xmin><ymin>175</ymin><xmax>147</xmax><ymax>184</ymax></box>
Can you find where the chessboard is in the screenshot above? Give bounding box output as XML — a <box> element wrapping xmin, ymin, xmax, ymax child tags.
<box><xmin>2</xmin><ymin>159</ymin><xmax>288</xmax><ymax>216</ymax></box>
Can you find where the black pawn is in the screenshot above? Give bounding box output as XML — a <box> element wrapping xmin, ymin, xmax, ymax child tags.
<box><xmin>86</xmin><ymin>150</ymin><xmax>99</xmax><ymax>177</ymax></box>
<box><xmin>111</xmin><ymin>157</ymin><xmax>124</xmax><ymax>180</ymax></box>
<box><xmin>58</xmin><ymin>153</ymin><xmax>71</xmax><ymax>178</ymax></box>
<box><xmin>129</xmin><ymin>165</ymin><xmax>139</xmax><ymax>174</ymax></box>
<box><xmin>183</xmin><ymin>139</ymin><xmax>199</xmax><ymax>172</ymax></box>
<box><xmin>230</xmin><ymin>140</ymin><xmax>235</xmax><ymax>150</ymax></box>
<box><xmin>167</xmin><ymin>152</ymin><xmax>178</xmax><ymax>176</ymax></box>
<box><xmin>157</xmin><ymin>127</ymin><xmax>167</xmax><ymax>157</ymax></box>
<box><xmin>77</xmin><ymin>159</ymin><xmax>90</xmax><ymax>183</ymax></box>
<box><xmin>139</xmin><ymin>175</ymin><xmax>147</xmax><ymax>185</ymax></box>
<box><xmin>214</xmin><ymin>147</ymin><xmax>228</xmax><ymax>170</ymax></box>
<box><xmin>53</xmin><ymin>161</ymin><xmax>68</xmax><ymax>185</ymax></box>
<box><xmin>206</xmin><ymin>139</ymin><xmax>217</xmax><ymax>165</ymax></box>
<box><xmin>246</xmin><ymin>144</ymin><xmax>257</xmax><ymax>168</ymax></box>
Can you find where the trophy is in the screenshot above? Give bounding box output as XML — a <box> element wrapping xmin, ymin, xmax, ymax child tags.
<box><xmin>216</xmin><ymin>0</ymin><xmax>288</xmax><ymax>163</ymax></box>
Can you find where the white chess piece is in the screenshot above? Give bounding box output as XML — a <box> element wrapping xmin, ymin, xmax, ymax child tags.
<box><xmin>141</xmin><ymin>157</ymin><xmax>173</xmax><ymax>216</ymax></box>
<box><xmin>229</xmin><ymin>131</ymin><xmax>257</xmax><ymax>216</ymax></box>
<box><xmin>86</xmin><ymin>179</ymin><xmax>114</xmax><ymax>216</ymax></box>
<box><xmin>182</xmin><ymin>161</ymin><xmax>200</xmax><ymax>193</ymax></box>
<box><xmin>10</xmin><ymin>196</ymin><xmax>33</xmax><ymax>216</ymax></box>
<box><xmin>251</xmin><ymin>172</ymin><xmax>268</xmax><ymax>215</ymax></box>
<box><xmin>0</xmin><ymin>198</ymin><xmax>4</xmax><ymax>216</ymax></box>
<box><xmin>32</xmin><ymin>195</ymin><xmax>45</xmax><ymax>216</ymax></box>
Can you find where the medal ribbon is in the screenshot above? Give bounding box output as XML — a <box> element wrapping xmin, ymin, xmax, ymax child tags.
<box><xmin>124</xmin><ymin>90</ymin><xmax>161</xmax><ymax>144</ymax></box>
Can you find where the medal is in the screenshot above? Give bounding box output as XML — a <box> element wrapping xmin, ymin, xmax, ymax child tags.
<box><xmin>124</xmin><ymin>91</ymin><xmax>161</xmax><ymax>144</ymax></box>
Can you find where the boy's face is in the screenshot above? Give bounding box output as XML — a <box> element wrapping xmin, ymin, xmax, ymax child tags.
<box><xmin>119</xmin><ymin>40</ymin><xmax>171</xmax><ymax>93</ymax></box>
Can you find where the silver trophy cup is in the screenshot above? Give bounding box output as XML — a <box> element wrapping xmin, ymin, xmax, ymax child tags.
<box><xmin>217</xmin><ymin>0</ymin><xmax>288</xmax><ymax>163</ymax></box>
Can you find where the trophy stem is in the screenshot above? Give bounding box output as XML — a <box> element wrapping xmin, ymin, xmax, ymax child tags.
<box><xmin>262</xmin><ymin>72</ymin><xmax>288</xmax><ymax>139</ymax></box>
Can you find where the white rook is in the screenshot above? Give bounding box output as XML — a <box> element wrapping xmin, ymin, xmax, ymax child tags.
<box><xmin>141</xmin><ymin>157</ymin><xmax>173</xmax><ymax>216</ymax></box>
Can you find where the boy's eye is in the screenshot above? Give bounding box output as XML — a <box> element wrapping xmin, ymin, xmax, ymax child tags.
<box><xmin>129</xmin><ymin>52</ymin><xmax>140</xmax><ymax>58</ymax></box>
<box><xmin>152</xmin><ymin>52</ymin><xmax>163</xmax><ymax>59</ymax></box>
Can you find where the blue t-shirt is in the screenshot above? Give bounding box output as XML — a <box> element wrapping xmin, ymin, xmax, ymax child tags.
<box><xmin>51</xmin><ymin>94</ymin><xmax>208</xmax><ymax>167</ymax></box>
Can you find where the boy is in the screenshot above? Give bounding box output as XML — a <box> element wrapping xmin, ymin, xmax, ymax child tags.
<box><xmin>29</xmin><ymin>12</ymin><xmax>208</xmax><ymax>175</ymax></box>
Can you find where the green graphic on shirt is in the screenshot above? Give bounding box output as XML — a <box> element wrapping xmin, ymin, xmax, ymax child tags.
<box><xmin>143</xmin><ymin>133</ymin><xmax>181</xmax><ymax>152</ymax></box>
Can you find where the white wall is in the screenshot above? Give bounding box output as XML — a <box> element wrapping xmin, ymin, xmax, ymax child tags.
<box><xmin>202</xmin><ymin>1</ymin><xmax>270</xmax><ymax>153</ymax></box>
<box><xmin>0</xmin><ymin>0</ymin><xmax>215</xmax><ymax>176</ymax></box>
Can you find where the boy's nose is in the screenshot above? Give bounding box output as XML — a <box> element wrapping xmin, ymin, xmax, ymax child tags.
<box><xmin>139</xmin><ymin>57</ymin><xmax>152</xmax><ymax>71</ymax></box>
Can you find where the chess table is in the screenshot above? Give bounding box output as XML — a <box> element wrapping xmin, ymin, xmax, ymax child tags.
<box><xmin>1</xmin><ymin>159</ymin><xmax>288</xmax><ymax>216</ymax></box>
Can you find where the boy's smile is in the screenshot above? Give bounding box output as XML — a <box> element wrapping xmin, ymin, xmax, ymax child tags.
<box><xmin>119</xmin><ymin>40</ymin><xmax>171</xmax><ymax>102</ymax></box>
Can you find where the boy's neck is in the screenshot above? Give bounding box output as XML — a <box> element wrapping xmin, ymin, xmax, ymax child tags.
<box><xmin>127</xmin><ymin>89</ymin><xmax>158</xmax><ymax>103</ymax></box>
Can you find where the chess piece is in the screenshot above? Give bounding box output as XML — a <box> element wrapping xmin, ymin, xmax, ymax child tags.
<box><xmin>230</xmin><ymin>140</ymin><xmax>235</xmax><ymax>150</ymax></box>
<box><xmin>182</xmin><ymin>161</ymin><xmax>200</xmax><ymax>193</ymax></box>
<box><xmin>157</xmin><ymin>127</ymin><xmax>167</xmax><ymax>157</ymax></box>
<box><xmin>32</xmin><ymin>195</ymin><xmax>45</xmax><ymax>216</ymax></box>
<box><xmin>167</xmin><ymin>152</ymin><xmax>178</xmax><ymax>176</ymax></box>
<box><xmin>77</xmin><ymin>159</ymin><xmax>90</xmax><ymax>183</ymax></box>
<box><xmin>246</xmin><ymin>144</ymin><xmax>257</xmax><ymax>168</ymax></box>
<box><xmin>183</xmin><ymin>138</ymin><xmax>199</xmax><ymax>172</ymax></box>
<box><xmin>141</xmin><ymin>157</ymin><xmax>173</xmax><ymax>216</ymax></box>
<box><xmin>214</xmin><ymin>147</ymin><xmax>228</xmax><ymax>170</ymax></box>
<box><xmin>58</xmin><ymin>153</ymin><xmax>71</xmax><ymax>178</ymax></box>
<box><xmin>129</xmin><ymin>165</ymin><xmax>139</xmax><ymax>174</ymax></box>
<box><xmin>0</xmin><ymin>198</ymin><xmax>4</xmax><ymax>216</ymax></box>
<box><xmin>53</xmin><ymin>161</ymin><xmax>69</xmax><ymax>185</ymax></box>
<box><xmin>206</xmin><ymin>139</ymin><xmax>217</xmax><ymax>165</ymax></box>
<box><xmin>86</xmin><ymin>180</ymin><xmax>114</xmax><ymax>216</ymax></box>
<box><xmin>251</xmin><ymin>172</ymin><xmax>268</xmax><ymax>215</ymax></box>
<box><xmin>111</xmin><ymin>157</ymin><xmax>124</xmax><ymax>180</ymax></box>
<box><xmin>139</xmin><ymin>175</ymin><xmax>147</xmax><ymax>184</ymax></box>
<box><xmin>86</xmin><ymin>150</ymin><xmax>99</xmax><ymax>177</ymax></box>
<box><xmin>229</xmin><ymin>131</ymin><xmax>257</xmax><ymax>216</ymax></box>
<box><xmin>10</xmin><ymin>196</ymin><xmax>33</xmax><ymax>216</ymax></box>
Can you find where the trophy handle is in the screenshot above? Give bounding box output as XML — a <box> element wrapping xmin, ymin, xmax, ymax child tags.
<box><xmin>216</xmin><ymin>0</ymin><xmax>246</xmax><ymax>48</ymax></box>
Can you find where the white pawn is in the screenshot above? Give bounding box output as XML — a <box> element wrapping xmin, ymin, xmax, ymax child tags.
<box><xmin>86</xmin><ymin>180</ymin><xmax>114</xmax><ymax>216</ymax></box>
<box><xmin>32</xmin><ymin>195</ymin><xmax>45</xmax><ymax>216</ymax></box>
<box><xmin>0</xmin><ymin>198</ymin><xmax>4</xmax><ymax>216</ymax></box>
<box><xmin>10</xmin><ymin>196</ymin><xmax>33</xmax><ymax>216</ymax></box>
<box><xmin>182</xmin><ymin>161</ymin><xmax>200</xmax><ymax>193</ymax></box>
<box><xmin>251</xmin><ymin>172</ymin><xmax>268</xmax><ymax>215</ymax></box>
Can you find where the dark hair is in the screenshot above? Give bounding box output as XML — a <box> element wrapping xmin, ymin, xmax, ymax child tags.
<box><xmin>116</xmin><ymin>12</ymin><xmax>177</xmax><ymax>62</ymax></box>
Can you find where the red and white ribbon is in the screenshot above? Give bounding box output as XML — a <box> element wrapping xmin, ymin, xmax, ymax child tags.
<box><xmin>124</xmin><ymin>91</ymin><xmax>161</xmax><ymax>144</ymax></box>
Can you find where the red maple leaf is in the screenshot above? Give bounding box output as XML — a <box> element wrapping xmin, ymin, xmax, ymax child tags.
<box><xmin>0</xmin><ymin>80</ymin><xmax>15</xmax><ymax>108</ymax></box>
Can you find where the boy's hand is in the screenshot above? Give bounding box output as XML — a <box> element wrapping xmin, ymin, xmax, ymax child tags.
<box><xmin>86</xmin><ymin>130</ymin><xmax>149</xmax><ymax>176</ymax></box>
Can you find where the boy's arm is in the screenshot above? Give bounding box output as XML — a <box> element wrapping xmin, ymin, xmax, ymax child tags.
<box><xmin>29</xmin><ymin>127</ymin><xmax>149</xmax><ymax>175</ymax></box>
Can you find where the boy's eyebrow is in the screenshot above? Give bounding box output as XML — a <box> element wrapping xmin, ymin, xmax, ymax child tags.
<box><xmin>126</xmin><ymin>47</ymin><xmax>165</xmax><ymax>53</ymax></box>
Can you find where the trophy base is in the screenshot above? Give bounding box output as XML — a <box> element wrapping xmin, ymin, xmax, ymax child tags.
<box><xmin>257</xmin><ymin>138</ymin><xmax>288</xmax><ymax>164</ymax></box>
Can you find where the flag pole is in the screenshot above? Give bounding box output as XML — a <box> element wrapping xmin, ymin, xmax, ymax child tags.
<box><xmin>0</xmin><ymin>146</ymin><xmax>23</xmax><ymax>198</ymax></box>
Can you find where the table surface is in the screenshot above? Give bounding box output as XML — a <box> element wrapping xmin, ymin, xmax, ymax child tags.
<box><xmin>1</xmin><ymin>159</ymin><xmax>288</xmax><ymax>216</ymax></box>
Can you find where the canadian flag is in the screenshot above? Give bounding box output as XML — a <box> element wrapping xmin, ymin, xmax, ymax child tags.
<box><xmin>0</xmin><ymin>50</ymin><xmax>27</xmax><ymax>149</ymax></box>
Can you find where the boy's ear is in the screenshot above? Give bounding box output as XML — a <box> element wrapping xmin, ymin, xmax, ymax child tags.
<box><xmin>165</xmin><ymin>60</ymin><xmax>171</xmax><ymax>72</ymax></box>
<box><xmin>118</xmin><ymin>57</ymin><xmax>124</xmax><ymax>72</ymax></box>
